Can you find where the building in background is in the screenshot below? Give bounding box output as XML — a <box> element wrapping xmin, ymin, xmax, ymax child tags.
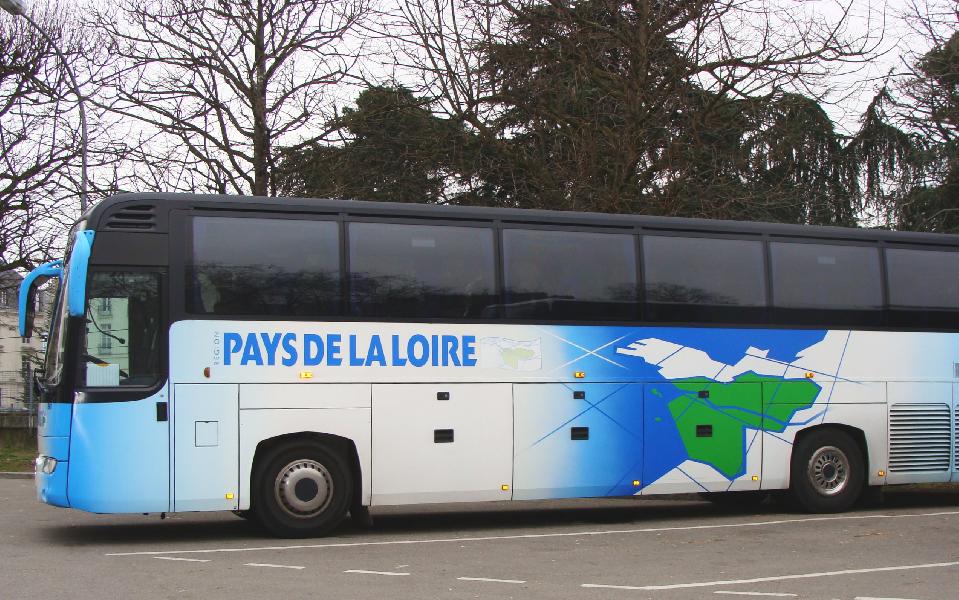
<box><xmin>0</xmin><ymin>272</ymin><xmax>54</xmax><ymax>412</ymax></box>
<box><xmin>85</xmin><ymin>291</ymin><xmax>130</xmax><ymax>386</ymax></box>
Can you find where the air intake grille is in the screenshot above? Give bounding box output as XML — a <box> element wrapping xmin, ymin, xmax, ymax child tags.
<box><xmin>889</xmin><ymin>403</ymin><xmax>951</xmax><ymax>472</ymax></box>
<box><xmin>105</xmin><ymin>204</ymin><xmax>156</xmax><ymax>230</ymax></box>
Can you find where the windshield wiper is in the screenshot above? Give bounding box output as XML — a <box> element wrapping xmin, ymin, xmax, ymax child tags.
<box><xmin>86</xmin><ymin>310</ymin><xmax>126</xmax><ymax>345</ymax></box>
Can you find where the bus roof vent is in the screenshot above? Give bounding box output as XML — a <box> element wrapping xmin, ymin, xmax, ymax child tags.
<box><xmin>104</xmin><ymin>204</ymin><xmax>157</xmax><ymax>230</ymax></box>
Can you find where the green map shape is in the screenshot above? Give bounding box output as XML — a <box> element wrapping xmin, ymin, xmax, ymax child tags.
<box><xmin>501</xmin><ymin>347</ymin><xmax>535</xmax><ymax>369</ymax></box>
<box><xmin>668</xmin><ymin>372</ymin><xmax>820</xmax><ymax>478</ymax></box>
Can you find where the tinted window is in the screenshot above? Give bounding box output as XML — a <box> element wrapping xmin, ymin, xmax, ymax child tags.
<box><xmin>643</xmin><ymin>236</ymin><xmax>766</xmax><ymax>306</ymax></box>
<box><xmin>887</xmin><ymin>248</ymin><xmax>959</xmax><ymax>308</ymax></box>
<box><xmin>770</xmin><ymin>242</ymin><xmax>881</xmax><ymax>309</ymax></box>
<box><xmin>187</xmin><ymin>217</ymin><xmax>340</xmax><ymax>316</ymax></box>
<box><xmin>349</xmin><ymin>222</ymin><xmax>496</xmax><ymax>318</ymax></box>
<box><xmin>502</xmin><ymin>229</ymin><xmax>637</xmax><ymax>320</ymax></box>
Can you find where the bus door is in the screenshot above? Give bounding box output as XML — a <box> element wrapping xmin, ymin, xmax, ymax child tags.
<box><xmin>68</xmin><ymin>270</ymin><xmax>172</xmax><ymax>514</ymax></box>
<box><xmin>172</xmin><ymin>384</ymin><xmax>239</xmax><ymax>511</ymax></box>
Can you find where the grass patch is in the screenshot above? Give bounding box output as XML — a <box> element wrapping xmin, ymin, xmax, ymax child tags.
<box><xmin>0</xmin><ymin>445</ymin><xmax>36</xmax><ymax>472</ymax></box>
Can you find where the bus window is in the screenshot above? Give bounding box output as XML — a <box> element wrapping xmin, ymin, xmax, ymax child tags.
<box><xmin>886</xmin><ymin>248</ymin><xmax>959</xmax><ymax>309</ymax></box>
<box><xmin>349</xmin><ymin>222</ymin><xmax>496</xmax><ymax>318</ymax></box>
<box><xmin>502</xmin><ymin>229</ymin><xmax>636</xmax><ymax>320</ymax></box>
<box><xmin>643</xmin><ymin>236</ymin><xmax>766</xmax><ymax>306</ymax></box>
<box><xmin>187</xmin><ymin>216</ymin><xmax>340</xmax><ymax>316</ymax></box>
<box><xmin>770</xmin><ymin>242</ymin><xmax>882</xmax><ymax>309</ymax></box>
<box><xmin>84</xmin><ymin>272</ymin><xmax>161</xmax><ymax>387</ymax></box>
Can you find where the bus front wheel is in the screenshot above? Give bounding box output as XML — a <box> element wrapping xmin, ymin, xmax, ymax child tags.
<box><xmin>789</xmin><ymin>428</ymin><xmax>864</xmax><ymax>513</ymax></box>
<box><xmin>253</xmin><ymin>441</ymin><xmax>353</xmax><ymax>538</ymax></box>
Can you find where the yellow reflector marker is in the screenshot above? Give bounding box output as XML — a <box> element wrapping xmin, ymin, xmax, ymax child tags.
<box><xmin>751</xmin><ymin>475</ymin><xmax>759</xmax><ymax>481</ymax></box>
<box><xmin>299</xmin><ymin>371</ymin><xmax>313</xmax><ymax>380</ymax></box>
<box><xmin>501</xmin><ymin>485</ymin><xmax>510</xmax><ymax>491</ymax></box>
<box><xmin>225</xmin><ymin>493</ymin><xmax>234</xmax><ymax>500</ymax></box>
<box><xmin>574</xmin><ymin>371</ymin><xmax>586</xmax><ymax>379</ymax></box>
<box><xmin>805</xmin><ymin>372</ymin><xmax>814</xmax><ymax>379</ymax></box>
<box><xmin>632</xmin><ymin>480</ymin><xmax>641</xmax><ymax>487</ymax></box>
<box><xmin>878</xmin><ymin>470</ymin><xmax>886</xmax><ymax>477</ymax></box>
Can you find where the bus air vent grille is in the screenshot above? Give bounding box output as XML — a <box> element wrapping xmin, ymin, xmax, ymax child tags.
<box><xmin>104</xmin><ymin>204</ymin><xmax>156</xmax><ymax>230</ymax></box>
<box><xmin>889</xmin><ymin>403</ymin><xmax>951</xmax><ymax>472</ymax></box>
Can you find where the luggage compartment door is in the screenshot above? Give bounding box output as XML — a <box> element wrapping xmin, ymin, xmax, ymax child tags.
<box><xmin>372</xmin><ymin>383</ymin><xmax>512</xmax><ymax>505</ymax></box>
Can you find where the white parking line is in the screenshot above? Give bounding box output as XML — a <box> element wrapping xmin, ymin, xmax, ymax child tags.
<box><xmin>582</xmin><ymin>560</ymin><xmax>959</xmax><ymax>591</ymax></box>
<box><xmin>344</xmin><ymin>569</ymin><xmax>410</xmax><ymax>576</ymax></box>
<box><xmin>104</xmin><ymin>510</ymin><xmax>959</xmax><ymax>557</ymax></box>
<box><xmin>457</xmin><ymin>577</ymin><xmax>526</xmax><ymax>584</ymax></box>
<box><xmin>714</xmin><ymin>593</ymin><xmax>797</xmax><ymax>597</ymax></box>
<box><xmin>153</xmin><ymin>556</ymin><xmax>210</xmax><ymax>563</ymax></box>
<box><xmin>244</xmin><ymin>563</ymin><xmax>305</xmax><ymax>570</ymax></box>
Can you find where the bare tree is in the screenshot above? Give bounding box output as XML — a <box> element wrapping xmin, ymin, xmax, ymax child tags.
<box><xmin>895</xmin><ymin>1</ymin><xmax>958</xmax><ymax>151</ymax></box>
<box><xmin>382</xmin><ymin>0</ymin><xmax>503</xmax><ymax>131</ymax></box>
<box><xmin>0</xmin><ymin>3</ymin><xmax>110</xmax><ymax>271</ymax></box>
<box><xmin>94</xmin><ymin>0</ymin><xmax>372</xmax><ymax>197</ymax></box>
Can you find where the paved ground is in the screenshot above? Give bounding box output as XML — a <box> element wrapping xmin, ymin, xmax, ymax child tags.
<box><xmin>2</xmin><ymin>478</ymin><xmax>959</xmax><ymax>600</ymax></box>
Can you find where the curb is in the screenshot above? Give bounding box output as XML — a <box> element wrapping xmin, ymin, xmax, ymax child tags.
<box><xmin>0</xmin><ymin>472</ymin><xmax>33</xmax><ymax>479</ymax></box>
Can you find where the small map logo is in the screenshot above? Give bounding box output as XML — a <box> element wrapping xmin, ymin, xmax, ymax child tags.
<box><xmin>481</xmin><ymin>337</ymin><xmax>542</xmax><ymax>371</ymax></box>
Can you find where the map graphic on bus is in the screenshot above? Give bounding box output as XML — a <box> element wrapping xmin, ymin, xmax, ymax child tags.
<box><xmin>480</xmin><ymin>337</ymin><xmax>542</xmax><ymax>371</ymax></box>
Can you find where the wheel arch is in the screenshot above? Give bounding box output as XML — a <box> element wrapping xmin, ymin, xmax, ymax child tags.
<box><xmin>250</xmin><ymin>431</ymin><xmax>362</xmax><ymax>513</ymax></box>
<box><xmin>237</xmin><ymin>407</ymin><xmax>372</xmax><ymax>512</ymax></box>
<box><xmin>791</xmin><ymin>423</ymin><xmax>870</xmax><ymax>481</ymax></box>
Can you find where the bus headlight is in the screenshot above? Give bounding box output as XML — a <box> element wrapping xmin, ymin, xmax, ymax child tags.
<box><xmin>35</xmin><ymin>456</ymin><xmax>58</xmax><ymax>474</ymax></box>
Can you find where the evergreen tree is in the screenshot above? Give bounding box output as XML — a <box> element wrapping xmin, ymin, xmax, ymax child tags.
<box><xmin>277</xmin><ymin>86</ymin><xmax>470</xmax><ymax>203</ymax></box>
<box><xmin>284</xmin><ymin>0</ymin><xmax>873</xmax><ymax>226</ymax></box>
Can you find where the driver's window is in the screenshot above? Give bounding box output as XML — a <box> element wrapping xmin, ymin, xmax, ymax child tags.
<box><xmin>84</xmin><ymin>272</ymin><xmax>161</xmax><ymax>388</ymax></box>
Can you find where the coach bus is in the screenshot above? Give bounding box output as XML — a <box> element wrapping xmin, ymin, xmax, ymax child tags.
<box><xmin>19</xmin><ymin>193</ymin><xmax>959</xmax><ymax>537</ymax></box>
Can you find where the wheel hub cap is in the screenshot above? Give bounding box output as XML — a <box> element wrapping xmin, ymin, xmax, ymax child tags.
<box><xmin>274</xmin><ymin>459</ymin><xmax>333</xmax><ymax>519</ymax></box>
<box><xmin>807</xmin><ymin>446</ymin><xmax>849</xmax><ymax>497</ymax></box>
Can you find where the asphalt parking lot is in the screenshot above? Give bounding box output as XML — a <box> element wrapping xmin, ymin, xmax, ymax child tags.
<box><xmin>2</xmin><ymin>477</ymin><xmax>958</xmax><ymax>600</ymax></box>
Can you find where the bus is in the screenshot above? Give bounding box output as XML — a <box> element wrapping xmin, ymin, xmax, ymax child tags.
<box><xmin>19</xmin><ymin>193</ymin><xmax>959</xmax><ymax>537</ymax></box>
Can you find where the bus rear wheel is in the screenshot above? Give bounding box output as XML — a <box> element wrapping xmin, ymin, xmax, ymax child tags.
<box><xmin>253</xmin><ymin>441</ymin><xmax>352</xmax><ymax>538</ymax></box>
<box><xmin>789</xmin><ymin>428</ymin><xmax>864</xmax><ymax>513</ymax></box>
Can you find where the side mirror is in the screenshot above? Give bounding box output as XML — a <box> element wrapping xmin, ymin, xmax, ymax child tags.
<box><xmin>18</xmin><ymin>259</ymin><xmax>63</xmax><ymax>338</ymax></box>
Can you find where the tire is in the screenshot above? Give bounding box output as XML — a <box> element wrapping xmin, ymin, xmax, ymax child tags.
<box><xmin>789</xmin><ymin>428</ymin><xmax>864</xmax><ymax>513</ymax></box>
<box><xmin>253</xmin><ymin>441</ymin><xmax>353</xmax><ymax>538</ymax></box>
<box><xmin>699</xmin><ymin>490</ymin><xmax>770</xmax><ymax>508</ymax></box>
